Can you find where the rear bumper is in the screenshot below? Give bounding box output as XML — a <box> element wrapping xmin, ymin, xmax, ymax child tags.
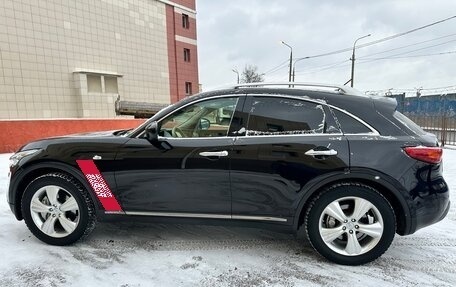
<box><xmin>408</xmin><ymin>171</ymin><xmax>450</xmax><ymax>234</ymax></box>
<box><xmin>413</xmin><ymin>191</ymin><xmax>450</xmax><ymax>232</ymax></box>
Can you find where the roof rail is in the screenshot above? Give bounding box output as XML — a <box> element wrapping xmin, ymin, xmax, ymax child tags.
<box><xmin>231</xmin><ymin>82</ymin><xmax>362</xmax><ymax>95</ymax></box>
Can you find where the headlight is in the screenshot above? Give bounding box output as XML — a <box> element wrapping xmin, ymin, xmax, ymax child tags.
<box><xmin>9</xmin><ymin>149</ymin><xmax>41</xmax><ymax>168</ymax></box>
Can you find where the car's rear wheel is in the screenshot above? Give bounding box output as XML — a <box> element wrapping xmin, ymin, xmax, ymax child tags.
<box><xmin>21</xmin><ymin>173</ymin><xmax>96</xmax><ymax>245</ymax></box>
<box><xmin>305</xmin><ymin>183</ymin><xmax>395</xmax><ymax>265</ymax></box>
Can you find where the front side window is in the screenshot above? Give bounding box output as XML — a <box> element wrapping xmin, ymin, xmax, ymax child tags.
<box><xmin>159</xmin><ymin>97</ymin><xmax>238</xmax><ymax>138</ymax></box>
<box><xmin>246</xmin><ymin>97</ymin><xmax>337</xmax><ymax>136</ymax></box>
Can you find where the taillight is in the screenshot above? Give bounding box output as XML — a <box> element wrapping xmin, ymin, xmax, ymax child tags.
<box><xmin>403</xmin><ymin>146</ymin><xmax>442</xmax><ymax>164</ymax></box>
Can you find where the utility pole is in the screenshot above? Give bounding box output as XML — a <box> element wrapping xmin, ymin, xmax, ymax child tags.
<box><xmin>349</xmin><ymin>34</ymin><xmax>371</xmax><ymax>87</ymax></box>
<box><xmin>281</xmin><ymin>41</ymin><xmax>293</xmax><ymax>84</ymax></box>
<box><xmin>232</xmin><ymin>68</ymin><xmax>239</xmax><ymax>84</ymax></box>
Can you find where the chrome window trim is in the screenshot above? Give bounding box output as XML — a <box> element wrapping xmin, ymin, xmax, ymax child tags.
<box><xmin>246</xmin><ymin>93</ymin><xmax>327</xmax><ymax>105</ymax></box>
<box><xmin>329</xmin><ymin>105</ymin><xmax>380</xmax><ymax>135</ymax></box>
<box><xmin>137</xmin><ymin>93</ymin><xmax>380</xmax><ymax>138</ymax></box>
<box><xmin>244</xmin><ymin>94</ymin><xmax>379</xmax><ymax>136</ymax></box>
<box><xmin>239</xmin><ymin>133</ymin><xmax>344</xmax><ymax>138</ymax></box>
<box><xmin>122</xmin><ymin>211</ymin><xmax>287</xmax><ymax>222</ymax></box>
<box><xmin>158</xmin><ymin>136</ymin><xmax>236</xmax><ymax>141</ymax></box>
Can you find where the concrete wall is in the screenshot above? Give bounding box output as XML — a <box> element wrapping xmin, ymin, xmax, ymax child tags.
<box><xmin>0</xmin><ymin>0</ymin><xmax>175</xmax><ymax>119</ymax></box>
<box><xmin>0</xmin><ymin>119</ymin><xmax>145</xmax><ymax>153</ymax></box>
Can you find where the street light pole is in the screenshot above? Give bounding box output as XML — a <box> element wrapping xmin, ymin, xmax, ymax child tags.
<box><xmin>232</xmin><ymin>68</ymin><xmax>239</xmax><ymax>84</ymax></box>
<box><xmin>292</xmin><ymin>57</ymin><xmax>310</xmax><ymax>82</ymax></box>
<box><xmin>281</xmin><ymin>41</ymin><xmax>293</xmax><ymax>83</ymax></box>
<box><xmin>350</xmin><ymin>34</ymin><xmax>371</xmax><ymax>87</ymax></box>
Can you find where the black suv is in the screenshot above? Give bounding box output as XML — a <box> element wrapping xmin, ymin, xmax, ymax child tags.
<box><xmin>7</xmin><ymin>83</ymin><xmax>450</xmax><ymax>265</ymax></box>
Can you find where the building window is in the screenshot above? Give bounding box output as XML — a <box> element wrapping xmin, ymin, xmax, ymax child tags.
<box><xmin>185</xmin><ymin>82</ymin><xmax>192</xmax><ymax>95</ymax></box>
<box><xmin>184</xmin><ymin>48</ymin><xmax>191</xmax><ymax>62</ymax></box>
<box><xmin>104</xmin><ymin>76</ymin><xmax>118</xmax><ymax>93</ymax></box>
<box><xmin>87</xmin><ymin>74</ymin><xmax>102</xmax><ymax>93</ymax></box>
<box><xmin>86</xmin><ymin>74</ymin><xmax>119</xmax><ymax>94</ymax></box>
<box><xmin>182</xmin><ymin>14</ymin><xmax>189</xmax><ymax>29</ymax></box>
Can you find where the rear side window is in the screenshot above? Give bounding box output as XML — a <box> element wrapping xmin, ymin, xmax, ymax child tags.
<box><xmin>246</xmin><ymin>97</ymin><xmax>335</xmax><ymax>135</ymax></box>
<box><xmin>333</xmin><ymin>109</ymin><xmax>372</xmax><ymax>134</ymax></box>
<box><xmin>393</xmin><ymin>111</ymin><xmax>426</xmax><ymax>135</ymax></box>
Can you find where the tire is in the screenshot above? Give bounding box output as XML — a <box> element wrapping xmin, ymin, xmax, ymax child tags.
<box><xmin>305</xmin><ymin>182</ymin><xmax>396</xmax><ymax>265</ymax></box>
<box><xmin>21</xmin><ymin>173</ymin><xmax>96</xmax><ymax>245</ymax></box>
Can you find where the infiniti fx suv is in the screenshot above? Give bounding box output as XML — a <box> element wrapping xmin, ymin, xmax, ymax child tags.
<box><xmin>7</xmin><ymin>83</ymin><xmax>450</xmax><ymax>265</ymax></box>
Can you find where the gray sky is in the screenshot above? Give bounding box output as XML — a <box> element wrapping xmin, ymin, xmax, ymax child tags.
<box><xmin>196</xmin><ymin>0</ymin><xmax>456</xmax><ymax>95</ymax></box>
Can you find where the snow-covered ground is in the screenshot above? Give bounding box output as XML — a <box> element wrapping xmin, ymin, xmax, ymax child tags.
<box><xmin>1</xmin><ymin>151</ymin><xmax>456</xmax><ymax>287</ymax></box>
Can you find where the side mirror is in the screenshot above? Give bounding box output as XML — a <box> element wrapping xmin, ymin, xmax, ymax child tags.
<box><xmin>145</xmin><ymin>121</ymin><xmax>159</xmax><ymax>143</ymax></box>
<box><xmin>199</xmin><ymin>118</ymin><xmax>211</xmax><ymax>130</ymax></box>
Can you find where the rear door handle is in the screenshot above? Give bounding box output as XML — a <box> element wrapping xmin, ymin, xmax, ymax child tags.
<box><xmin>305</xmin><ymin>149</ymin><xmax>338</xmax><ymax>156</ymax></box>
<box><xmin>199</xmin><ymin>151</ymin><xmax>229</xmax><ymax>157</ymax></box>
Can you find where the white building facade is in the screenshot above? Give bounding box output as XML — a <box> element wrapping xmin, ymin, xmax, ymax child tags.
<box><xmin>0</xmin><ymin>0</ymin><xmax>198</xmax><ymax>119</ymax></box>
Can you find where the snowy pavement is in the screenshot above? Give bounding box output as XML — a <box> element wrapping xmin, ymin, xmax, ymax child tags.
<box><xmin>1</xmin><ymin>151</ymin><xmax>456</xmax><ymax>287</ymax></box>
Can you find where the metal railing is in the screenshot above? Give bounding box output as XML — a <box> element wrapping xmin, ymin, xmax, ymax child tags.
<box><xmin>406</xmin><ymin>114</ymin><xmax>456</xmax><ymax>146</ymax></box>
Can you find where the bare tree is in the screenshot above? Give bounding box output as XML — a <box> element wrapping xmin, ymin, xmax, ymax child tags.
<box><xmin>240</xmin><ymin>65</ymin><xmax>264</xmax><ymax>83</ymax></box>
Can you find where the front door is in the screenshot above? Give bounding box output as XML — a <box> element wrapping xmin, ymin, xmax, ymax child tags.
<box><xmin>114</xmin><ymin>96</ymin><xmax>242</xmax><ymax>217</ymax></box>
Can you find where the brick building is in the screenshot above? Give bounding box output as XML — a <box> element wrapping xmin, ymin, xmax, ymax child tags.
<box><xmin>0</xmin><ymin>0</ymin><xmax>199</xmax><ymax>119</ymax></box>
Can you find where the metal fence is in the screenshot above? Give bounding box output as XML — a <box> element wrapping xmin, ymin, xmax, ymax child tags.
<box><xmin>406</xmin><ymin>115</ymin><xmax>456</xmax><ymax>146</ymax></box>
<box><xmin>389</xmin><ymin>93</ymin><xmax>456</xmax><ymax>146</ymax></box>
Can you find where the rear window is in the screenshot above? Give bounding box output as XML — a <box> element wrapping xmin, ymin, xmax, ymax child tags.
<box><xmin>393</xmin><ymin>111</ymin><xmax>426</xmax><ymax>135</ymax></box>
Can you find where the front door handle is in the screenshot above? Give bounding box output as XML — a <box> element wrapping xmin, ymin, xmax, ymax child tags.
<box><xmin>199</xmin><ymin>151</ymin><xmax>229</xmax><ymax>157</ymax></box>
<box><xmin>305</xmin><ymin>148</ymin><xmax>338</xmax><ymax>156</ymax></box>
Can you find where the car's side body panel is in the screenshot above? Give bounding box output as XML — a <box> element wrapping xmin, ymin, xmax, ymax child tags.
<box><xmin>230</xmin><ymin>135</ymin><xmax>350</xmax><ymax>223</ymax></box>
<box><xmin>114</xmin><ymin>137</ymin><xmax>234</xmax><ymax>215</ymax></box>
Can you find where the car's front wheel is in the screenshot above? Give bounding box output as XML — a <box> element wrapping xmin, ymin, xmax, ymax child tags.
<box><xmin>305</xmin><ymin>183</ymin><xmax>396</xmax><ymax>265</ymax></box>
<box><xmin>21</xmin><ymin>173</ymin><xmax>96</xmax><ymax>245</ymax></box>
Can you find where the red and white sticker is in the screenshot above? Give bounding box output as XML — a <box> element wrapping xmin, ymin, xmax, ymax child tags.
<box><xmin>76</xmin><ymin>159</ymin><xmax>123</xmax><ymax>212</ymax></box>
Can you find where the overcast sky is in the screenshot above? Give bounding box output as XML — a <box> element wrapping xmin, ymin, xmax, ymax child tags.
<box><xmin>196</xmin><ymin>0</ymin><xmax>456</xmax><ymax>95</ymax></box>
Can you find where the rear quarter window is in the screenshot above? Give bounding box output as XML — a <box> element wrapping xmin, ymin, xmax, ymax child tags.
<box><xmin>333</xmin><ymin>109</ymin><xmax>372</xmax><ymax>134</ymax></box>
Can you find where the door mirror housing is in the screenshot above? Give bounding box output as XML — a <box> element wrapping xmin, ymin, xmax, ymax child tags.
<box><xmin>145</xmin><ymin>121</ymin><xmax>159</xmax><ymax>143</ymax></box>
<box><xmin>144</xmin><ymin>121</ymin><xmax>172</xmax><ymax>150</ymax></box>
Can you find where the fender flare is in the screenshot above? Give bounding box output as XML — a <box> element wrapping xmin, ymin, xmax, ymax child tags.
<box><xmin>10</xmin><ymin>161</ymin><xmax>103</xmax><ymax>220</ymax></box>
<box><xmin>292</xmin><ymin>169</ymin><xmax>414</xmax><ymax>235</ymax></box>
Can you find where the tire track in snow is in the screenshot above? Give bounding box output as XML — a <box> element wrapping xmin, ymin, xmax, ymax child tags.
<box><xmin>87</xmin><ymin>238</ymin><xmax>308</xmax><ymax>252</ymax></box>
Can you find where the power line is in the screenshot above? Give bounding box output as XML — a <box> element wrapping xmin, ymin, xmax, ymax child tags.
<box><xmin>362</xmin><ymin>50</ymin><xmax>456</xmax><ymax>60</ymax></box>
<box><xmin>262</xmin><ymin>59</ymin><xmax>289</xmax><ymax>75</ymax></box>
<box><xmin>357</xmin><ymin>33</ymin><xmax>456</xmax><ymax>59</ymax></box>
<box><xmin>265</xmin><ymin>15</ymin><xmax>456</xmax><ymax>78</ymax></box>
<box><xmin>360</xmin><ymin>38</ymin><xmax>456</xmax><ymax>60</ymax></box>
<box><xmin>294</xmin><ymin>15</ymin><xmax>456</xmax><ymax>60</ymax></box>
<box><xmin>295</xmin><ymin>41</ymin><xmax>456</xmax><ymax>76</ymax></box>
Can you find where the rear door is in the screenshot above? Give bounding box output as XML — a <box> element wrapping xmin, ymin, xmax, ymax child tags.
<box><xmin>230</xmin><ymin>95</ymin><xmax>350</xmax><ymax>223</ymax></box>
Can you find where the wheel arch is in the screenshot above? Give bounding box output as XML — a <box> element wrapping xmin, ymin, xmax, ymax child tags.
<box><xmin>294</xmin><ymin>171</ymin><xmax>413</xmax><ymax>236</ymax></box>
<box><xmin>11</xmin><ymin>161</ymin><xmax>100</xmax><ymax>220</ymax></box>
